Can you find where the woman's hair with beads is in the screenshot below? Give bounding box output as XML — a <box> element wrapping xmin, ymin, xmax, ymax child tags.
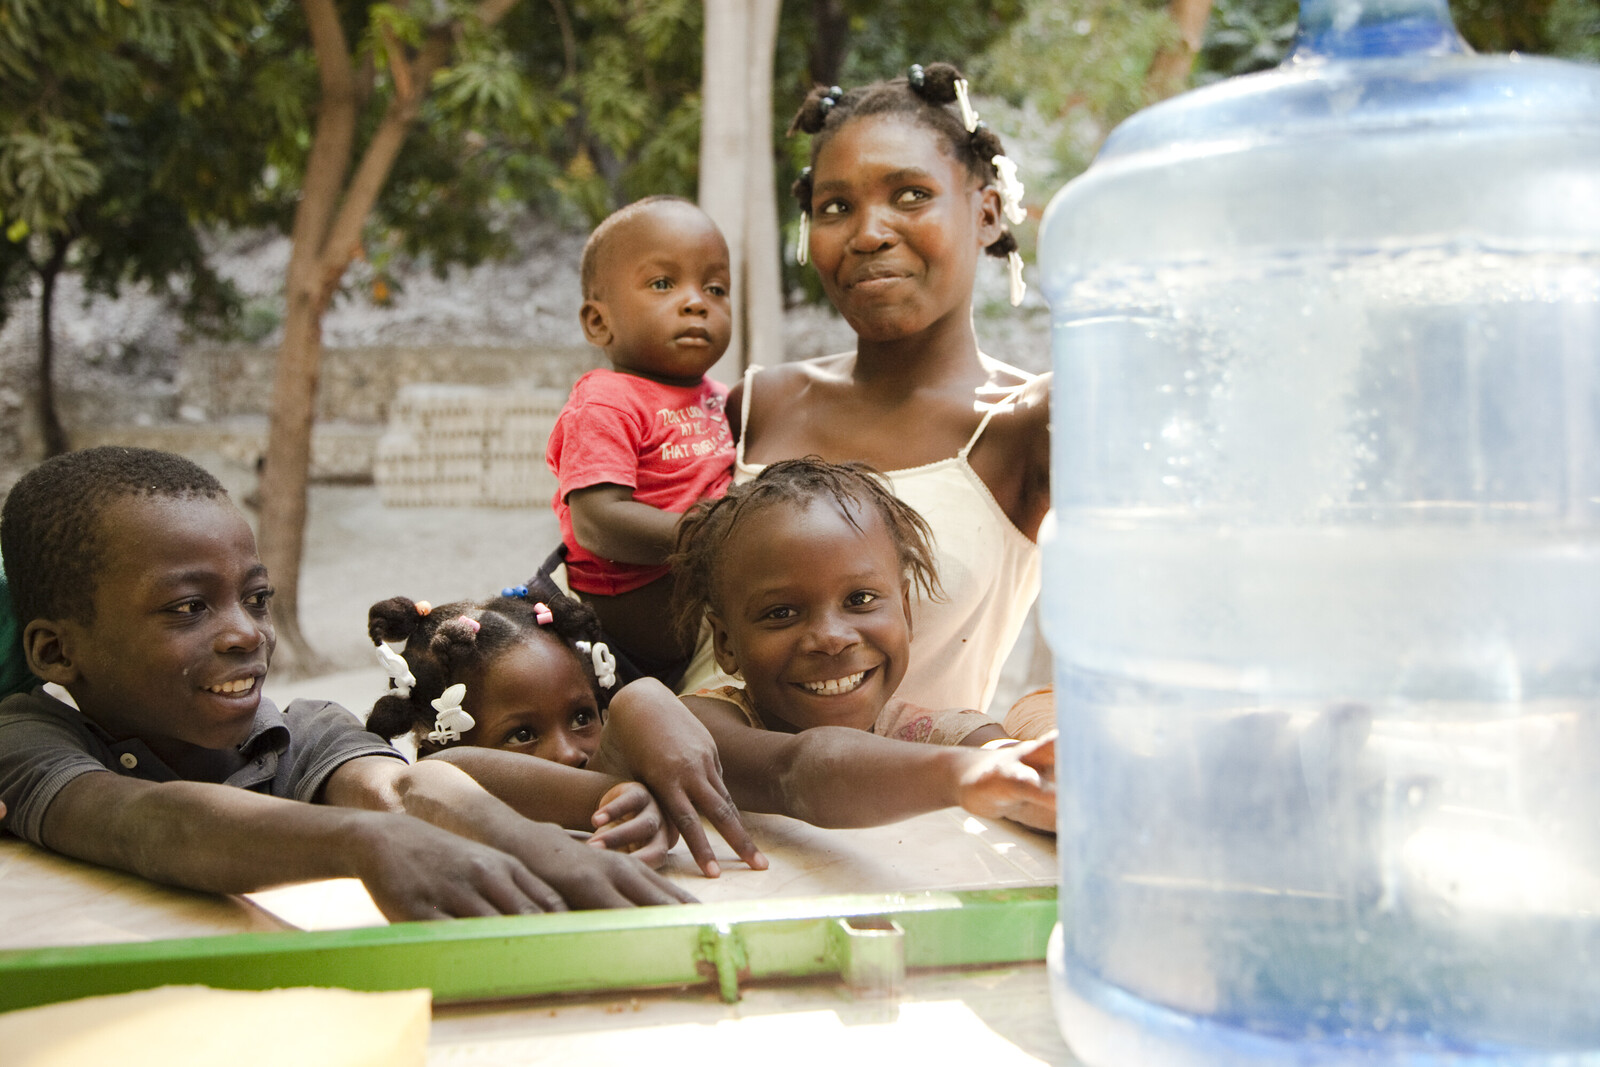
<box><xmin>365</xmin><ymin>573</ymin><xmax>611</xmax><ymax>746</ymax></box>
<box><xmin>787</xmin><ymin>62</ymin><xmax>1020</xmax><ymax>264</ymax></box>
<box><xmin>668</xmin><ymin>457</ymin><xmax>943</xmax><ymax>643</ymax></box>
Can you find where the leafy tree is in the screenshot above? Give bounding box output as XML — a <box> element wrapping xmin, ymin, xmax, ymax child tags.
<box><xmin>0</xmin><ymin>0</ymin><xmax>270</xmax><ymax>456</ymax></box>
<box><xmin>257</xmin><ymin>0</ymin><xmax>546</xmax><ymax>673</ymax></box>
<box><xmin>978</xmin><ymin>0</ymin><xmax>1184</xmax><ymax>184</ymax></box>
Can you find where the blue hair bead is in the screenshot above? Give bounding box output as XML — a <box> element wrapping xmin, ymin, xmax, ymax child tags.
<box><xmin>501</xmin><ymin>585</ymin><xmax>529</xmax><ymax>599</ymax></box>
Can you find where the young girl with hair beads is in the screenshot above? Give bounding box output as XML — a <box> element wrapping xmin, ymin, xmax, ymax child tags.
<box><xmin>713</xmin><ymin>62</ymin><xmax>1051</xmax><ymax>719</ymax></box>
<box><xmin>666</xmin><ymin>458</ymin><xmax>1055</xmax><ymax>832</ymax></box>
<box><xmin>367</xmin><ymin>579</ymin><xmax>766</xmax><ymax>878</ymax></box>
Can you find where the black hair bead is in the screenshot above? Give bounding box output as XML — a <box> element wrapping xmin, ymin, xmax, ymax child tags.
<box><xmin>908</xmin><ymin>64</ymin><xmax>925</xmax><ymax>89</ymax></box>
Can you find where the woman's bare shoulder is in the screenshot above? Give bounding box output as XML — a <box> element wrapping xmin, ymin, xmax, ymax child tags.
<box><xmin>746</xmin><ymin>354</ymin><xmax>856</xmax><ymax>410</ymax></box>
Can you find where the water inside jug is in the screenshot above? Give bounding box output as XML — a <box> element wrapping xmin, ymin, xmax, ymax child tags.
<box><xmin>1039</xmin><ymin>0</ymin><xmax>1600</xmax><ymax>1062</ymax></box>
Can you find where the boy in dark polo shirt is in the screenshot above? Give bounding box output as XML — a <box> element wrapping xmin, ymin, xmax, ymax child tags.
<box><xmin>0</xmin><ymin>446</ymin><xmax>692</xmax><ymax>918</ymax></box>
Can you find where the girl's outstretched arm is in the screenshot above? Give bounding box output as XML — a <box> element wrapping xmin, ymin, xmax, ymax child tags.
<box><xmin>588</xmin><ymin>678</ymin><xmax>767</xmax><ymax>878</ymax></box>
<box><xmin>423</xmin><ymin>745</ymin><xmax>628</xmax><ymax>831</ymax></box>
<box><xmin>683</xmin><ymin>696</ymin><xmax>1055</xmax><ymax>830</ymax></box>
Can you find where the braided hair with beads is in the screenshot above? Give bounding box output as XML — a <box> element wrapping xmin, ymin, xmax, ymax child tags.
<box><xmin>365</xmin><ymin>573</ymin><xmax>616</xmax><ymax>751</ymax></box>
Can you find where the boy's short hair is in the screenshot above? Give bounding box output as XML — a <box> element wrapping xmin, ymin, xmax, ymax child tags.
<box><xmin>1</xmin><ymin>446</ymin><xmax>227</xmax><ymax>626</ymax></box>
<box><xmin>579</xmin><ymin>195</ymin><xmax>700</xmax><ymax>301</ymax></box>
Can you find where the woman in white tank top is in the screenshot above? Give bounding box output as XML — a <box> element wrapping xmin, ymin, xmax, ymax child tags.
<box><xmin>710</xmin><ymin>66</ymin><xmax>1050</xmax><ymax>714</ymax></box>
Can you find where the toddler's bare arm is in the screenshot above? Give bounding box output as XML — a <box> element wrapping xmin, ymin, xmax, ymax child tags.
<box><xmin>567</xmin><ymin>484</ymin><xmax>684</xmax><ymax>565</ymax></box>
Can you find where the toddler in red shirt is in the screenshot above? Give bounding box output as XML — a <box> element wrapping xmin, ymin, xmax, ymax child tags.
<box><xmin>545</xmin><ymin>196</ymin><xmax>734</xmax><ymax>686</ymax></box>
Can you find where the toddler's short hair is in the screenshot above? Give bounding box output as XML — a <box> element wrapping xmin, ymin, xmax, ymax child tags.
<box><xmin>669</xmin><ymin>457</ymin><xmax>942</xmax><ymax>642</ymax></box>
<box><xmin>1</xmin><ymin>446</ymin><xmax>226</xmax><ymax>626</ymax></box>
<box><xmin>579</xmin><ymin>194</ymin><xmax>700</xmax><ymax>301</ymax></box>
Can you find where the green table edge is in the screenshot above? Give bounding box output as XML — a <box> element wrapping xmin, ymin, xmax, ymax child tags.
<box><xmin>0</xmin><ymin>885</ymin><xmax>1057</xmax><ymax>1012</ymax></box>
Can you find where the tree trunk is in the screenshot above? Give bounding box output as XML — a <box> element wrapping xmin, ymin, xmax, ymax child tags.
<box><xmin>1146</xmin><ymin>0</ymin><xmax>1216</xmax><ymax>102</ymax></box>
<box><xmin>808</xmin><ymin>0</ymin><xmax>848</xmax><ymax>87</ymax></box>
<box><xmin>35</xmin><ymin>236</ymin><xmax>70</xmax><ymax>457</ymax></box>
<box><xmin>257</xmin><ymin>0</ymin><xmax>520</xmax><ymax>677</ymax></box>
<box><xmin>743</xmin><ymin>0</ymin><xmax>783</xmax><ymax>369</ymax></box>
<box><xmin>699</xmin><ymin>0</ymin><xmax>783</xmax><ymax>384</ymax></box>
<box><xmin>699</xmin><ymin>0</ymin><xmax>750</xmax><ymax>383</ymax></box>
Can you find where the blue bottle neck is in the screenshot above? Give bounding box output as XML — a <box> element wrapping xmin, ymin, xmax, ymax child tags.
<box><xmin>1292</xmin><ymin>0</ymin><xmax>1471</xmax><ymax>60</ymax></box>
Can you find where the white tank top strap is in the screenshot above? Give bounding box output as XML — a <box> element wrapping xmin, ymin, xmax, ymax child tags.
<box><xmin>735</xmin><ymin>364</ymin><xmax>762</xmax><ymax>468</ymax></box>
<box><xmin>958</xmin><ymin>365</ymin><xmax>1037</xmax><ymax>460</ymax></box>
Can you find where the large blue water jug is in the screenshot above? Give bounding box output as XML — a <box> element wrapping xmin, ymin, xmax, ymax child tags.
<box><xmin>1037</xmin><ymin>0</ymin><xmax>1600</xmax><ymax>1062</ymax></box>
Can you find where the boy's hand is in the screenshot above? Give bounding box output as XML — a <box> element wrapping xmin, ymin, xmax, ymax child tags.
<box><xmin>590</xmin><ymin>679</ymin><xmax>768</xmax><ymax>877</ymax></box>
<box><xmin>353</xmin><ymin>813</ymin><xmax>568</xmax><ymax>920</ymax></box>
<box><xmin>589</xmin><ymin>781</ymin><xmax>678</xmax><ymax>869</ymax></box>
<box><xmin>337</xmin><ymin>756</ymin><xmax>697</xmax><ymax>912</ymax></box>
<box><xmin>489</xmin><ymin>818</ymin><xmax>698</xmax><ymax>908</ymax></box>
<box><xmin>957</xmin><ymin>734</ymin><xmax>1057</xmax><ymax>832</ymax></box>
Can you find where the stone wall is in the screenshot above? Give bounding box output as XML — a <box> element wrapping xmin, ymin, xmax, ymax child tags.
<box><xmin>3</xmin><ymin>343</ymin><xmax>597</xmax><ymax>490</ymax></box>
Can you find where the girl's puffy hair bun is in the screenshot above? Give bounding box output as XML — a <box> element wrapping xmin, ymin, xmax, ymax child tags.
<box><xmin>909</xmin><ymin>62</ymin><xmax>964</xmax><ymax>104</ymax></box>
<box><xmin>368</xmin><ymin>596</ymin><xmax>423</xmax><ymax>645</ymax></box>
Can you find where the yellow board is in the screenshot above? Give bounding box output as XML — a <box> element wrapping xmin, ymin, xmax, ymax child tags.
<box><xmin>0</xmin><ymin>985</ymin><xmax>431</xmax><ymax>1067</ymax></box>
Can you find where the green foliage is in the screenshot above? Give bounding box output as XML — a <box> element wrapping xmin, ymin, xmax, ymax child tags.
<box><xmin>976</xmin><ymin>0</ymin><xmax>1180</xmax><ymax>184</ymax></box>
<box><xmin>980</xmin><ymin>0</ymin><xmax>1600</xmax><ymax>198</ymax></box>
<box><xmin>1545</xmin><ymin>0</ymin><xmax>1600</xmax><ymax>59</ymax></box>
<box><xmin>0</xmin><ymin>0</ymin><xmax>273</xmax><ymax>334</ymax></box>
<box><xmin>1198</xmin><ymin>0</ymin><xmax>1297</xmax><ymax>80</ymax></box>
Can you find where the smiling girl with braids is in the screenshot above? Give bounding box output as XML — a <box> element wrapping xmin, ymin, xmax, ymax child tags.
<box><xmin>366</xmin><ymin>578</ymin><xmax>766</xmax><ymax>878</ymax></box>
<box><xmin>714</xmin><ymin>62</ymin><xmax>1050</xmax><ymax>717</ymax></box>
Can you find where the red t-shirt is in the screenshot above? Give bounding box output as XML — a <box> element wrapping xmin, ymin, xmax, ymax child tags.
<box><xmin>546</xmin><ymin>369</ymin><xmax>734</xmax><ymax>595</ymax></box>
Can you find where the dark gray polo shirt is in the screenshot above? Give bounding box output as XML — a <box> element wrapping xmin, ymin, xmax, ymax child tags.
<box><xmin>0</xmin><ymin>689</ymin><xmax>402</xmax><ymax>846</ymax></box>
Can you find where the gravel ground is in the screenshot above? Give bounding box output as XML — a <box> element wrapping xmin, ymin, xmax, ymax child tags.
<box><xmin>257</xmin><ymin>477</ymin><xmax>564</xmax><ymax>716</ymax></box>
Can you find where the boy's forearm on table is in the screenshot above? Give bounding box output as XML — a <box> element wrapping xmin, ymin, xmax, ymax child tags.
<box><xmin>42</xmin><ymin>773</ymin><xmax>373</xmax><ymax>894</ymax></box>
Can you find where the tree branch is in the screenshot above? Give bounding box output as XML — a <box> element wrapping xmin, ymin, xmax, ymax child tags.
<box><xmin>312</xmin><ymin>0</ymin><xmax>520</xmax><ymax>300</ymax></box>
<box><xmin>292</xmin><ymin>0</ymin><xmax>359</xmax><ymax>295</ymax></box>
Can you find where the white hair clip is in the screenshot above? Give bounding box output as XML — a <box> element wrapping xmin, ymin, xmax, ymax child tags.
<box><xmin>376</xmin><ymin>643</ymin><xmax>415</xmax><ymax>698</ymax></box>
<box><xmin>576</xmin><ymin>640</ymin><xmax>619</xmax><ymax>689</ymax></box>
<box><xmin>1007</xmin><ymin>250</ymin><xmax>1027</xmax><ymax>307</ymax></box>
<box><xmin>954</xmin><ymin>78</ymin><xmax>979</xmax><ymax>133</ymax></box>
<box><xmin>796</xmin><ymin>210</ymin><xmax>810</xmax><ymax>266</ymax></box>
<box><xmin>427</xmin><ymin>683</ymin><xmax>475</xmax><ymax>745</ymax></box>
<box><xmin>992</xmin><ymin>154</ymin><xmax>1026</xmax><ymax>226</ymax></box>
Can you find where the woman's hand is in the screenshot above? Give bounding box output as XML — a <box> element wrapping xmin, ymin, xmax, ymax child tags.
<box><xmin>589</xmin><ymin>679</ymin><xmax>768</xmax><ymax>877</ymax></box>
<box><xmin>588</xmin><ymin>780</ymin><xmax>677</xmax><ymax>869</ymax></box>
<box><xmin>957</xmin><ymin>734</ymin><xmax>1056</xmax><ymax>832</ymax></box>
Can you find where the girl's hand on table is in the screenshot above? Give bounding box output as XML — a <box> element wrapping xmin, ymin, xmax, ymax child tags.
<box><xmin>957</xmin><ymin>734</ymin><xmax>1057</xmax><ymax>832</ymax></box>
<box><xmin>591</xmin><ymin>679</ymin><xmax>768</xmax><ymax>877</ymax></box>
<box><xmin>589</xmin><ymin>781</ymin><xmax>678</xmax><ymax>869</ymax></box>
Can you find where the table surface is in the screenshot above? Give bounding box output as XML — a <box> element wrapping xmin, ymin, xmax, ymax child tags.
<box><xmin>0</xmin><ymin>802</ymin><xmax>1083</xmax><ymax>1064</ymax></box>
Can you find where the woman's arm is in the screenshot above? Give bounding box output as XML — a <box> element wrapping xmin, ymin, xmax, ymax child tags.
<box><xmin>970</xmin><ymin>371</ymin><xmax>1052</xmax><ymax>542</ymax></box>
<box><xmin>683</xmin><ymin>696</ymin><xmax>1055</xmax><ymax>830</ymax></box>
